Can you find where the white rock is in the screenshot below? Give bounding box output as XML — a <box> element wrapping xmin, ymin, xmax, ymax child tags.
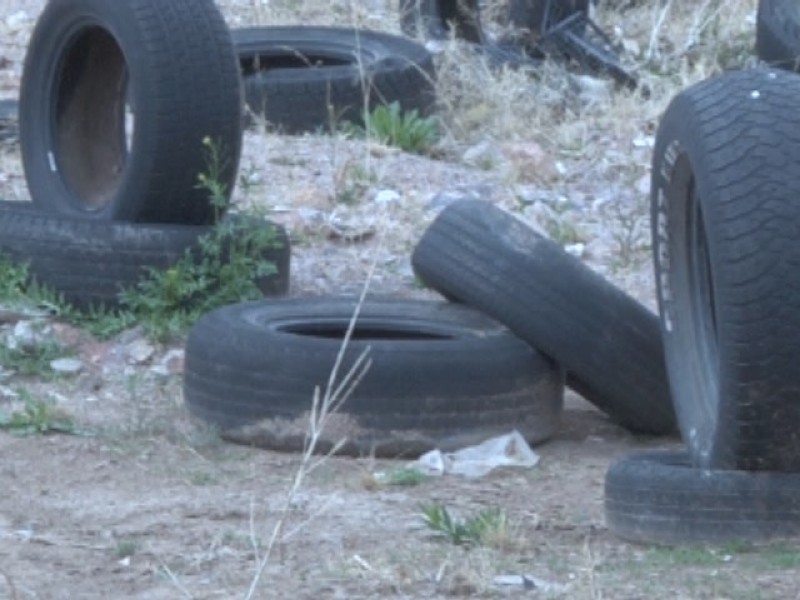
<box><xmin>49</xmin><ymin>358</ymin><xmax>83</xmax><ymax>375</ymax></box>
<box><xmin>373</xmin><ymin>189</ymin><xmax>401</xmax><ymax>205</ymax></box>
<box><xmin>565</xmin><ymin>243</ymin><xmax>586</xmax><ymax>257</ymax></box>
<box><xmin>126</xmin><ymin>339</ymin><xmax>155</xmax><ymax>365</ymax></box>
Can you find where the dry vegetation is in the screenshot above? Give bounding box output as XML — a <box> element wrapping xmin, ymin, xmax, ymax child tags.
<box><xmin>3</xmin><ymin>1</ymin><xmax>797</xmax><ymax>600</ymax></box>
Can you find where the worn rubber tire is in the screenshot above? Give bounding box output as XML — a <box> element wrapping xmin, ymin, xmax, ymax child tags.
<box><xmin>19</xmin><ymin>0</ymin><xmax>242</xmax><ymax>224</ymax></box>
<box><xmin>756</xmin><ymin>0</ymin><xmax>800</xmax><ymax>71</ymax></box>
<box><xmin>412</xmin><ymin>199</ymin><xmax>676</xmax><ymax>435</ymax></box>
<box><xmin>0</xmin><ymin>201</ymin><xmax>289</xmax><ymax>310</ymax></box>
<box><xmin>234</xmin><ymin>27</ymin><xmax>436</xmax><ymax>133</ymax></box>
<box><xmin>399</xmin><ymin>0</ymin><xmax>485</xmax><ymax>43</ymax></box>
<box><xmin>184</xmin><ymin>297</ymin><xmax>565</xmax><ymax>457</ymax></box>
<box><xmin>651</xmin><ymin>68</ymin><xmax>800</xmax><ymax>472</ymax></box>
<box><xmin>605</xmin><ymin>451</ymin><xmax>800</xmax><ymax>545</ymax></box>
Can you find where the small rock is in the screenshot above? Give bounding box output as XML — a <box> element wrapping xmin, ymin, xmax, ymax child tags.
<box><xmin>569</xmin><ymin>74</ymin><xmax>613</xmax><ymax>106</ymax></box>
<box><xmin>501</xmin><ymin>141</ymin><xmax>559</xmax><ymax>183</ymax></box>
<box><xmin>5</xmin><ymin>11</ymin><xmax>30</xmax><ymax>30</ymax></box>
<box><xmin>426</xmin><ymin>184</ymin><xmax>495</xmax><ymax>211</ymax></box>
<box><xmin>462</xmin><ymin>140</ymin><xmax>502</xmax><ymax>170</ymax></box>
<box><xmin>8</xmin><ymin>320</ymin><xmax>52</xmax><ymax>351</ymax></box>
<box><xmin>373</xmin><ymin>189</ymin><xmax>401</xmax><ymax>205</ymax></box>
<box><xmin>126</xmin><ymin>339</ymin><xmax>155</xmax><ymax>365</ymax></box>
<box><xmin>49</xmin><ymin>358</ymin><xmax>83</xmax><ymax>375</ymax></box>
<box><xmin>151</xmin><ymin>349</ymin><xmax>185</xmax><ymax>377</ymax></box>
<box><xmin>565</xmin><ymin>243</ymin><xmax>586</xmax><ymax>257</ymax></box>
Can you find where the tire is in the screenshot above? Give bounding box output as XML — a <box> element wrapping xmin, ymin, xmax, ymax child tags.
<box><xmin>651</xmin><ymin>68</ymin><xmax>800</xmax><ymax>472</ymax></box>
<box><xmin>399</xmin><ymin>0</ymin><xmax>485</xmax><ymax>43</ymax></box>
<box><xmin>183</xmin><ymin>297</ymin><xmax>565</xmax><ymax>457</ymax></box>
<box><xmin>234</xmin><ymin>27</ymin><xmax>436</xmax><ymax>133</ymax></box>
<box><xmin>756</xmin><ymin>0</ymin><xmax>800</xmax><ymax>71</ymax></box>
<box><xmin>0</xmin><ymin>201</ymin><xmax>290</xmax><ymax>310</ymax></box>
<box><xmin>605</xmin><ymin>451</ymin><xmax>800</xmax><ymax>545</ymax></box>
<box><xmin>19</xmin><ymin>0</ymin><xmax>242</xmax><ymax>225</ymax></box>
<box><xmin>411</xmin><ymin>199</ymin><xmax>676</xmax><ymax>435</ymax></box>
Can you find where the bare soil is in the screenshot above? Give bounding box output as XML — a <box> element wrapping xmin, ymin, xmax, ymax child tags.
<box><xmin>2</xmin><ymin>1</ymin><xmax>798</xmax><ymax>599</ymax></box>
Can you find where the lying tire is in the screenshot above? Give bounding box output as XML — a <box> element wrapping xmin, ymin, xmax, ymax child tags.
<box><xmin>399</xmin><ymin>0</ymin><xmax>485</xmax><ymax>43</ymax></box>
<box><xmin>651</xmin><ymin>68</ymin><xmax>800</xmax><ymax>472</ymax></box>
<box><xmin>0</xmin><ymin>201</ymin><xmax>289</xmax><ymax>310</ymax></box>
<box><xmin>756</xmin><ymin>0</ymin><xmax>800</xmax><ymax>71</ymax></box>
<box><xmin>605</xmin><ymin>451</ymin><xmax>800</xmax><ymax>545</ymax></box>
<box><xmin>19</xmin><ymin>0</ymin><xmax>242</xmax><ymax>225</ymax></box>
<box><xmin>184</xmin><ymin>297</ymin><xmax>565</xmax><ymax>457</ymax></box>
<box><xmin>411</xmin><ymin>199</ymin><xmax>676</xmax><ymax>435</ymax></box>
<box><xmin>235</xmin><ymin>27</ymin><xmax>436</xmax><ymax>133</ymax></box>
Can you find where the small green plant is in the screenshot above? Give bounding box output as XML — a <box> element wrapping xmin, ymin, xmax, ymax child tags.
<box><xmin>378</xmin><ymin>466</ymin><xmax>429</xmax><ymax>487</ymax></box>
<box><xmin>0</xmin><ymin>139</ymin><xmax>282</xmax><ymax>343</ymax></box>
<box><xmin>421</xmin><ymin>503</ymin><xmax>509</xmax><ymax>547</ymax></box>
<box><xmin>114</xmin><ymin>540</ymin><xmax>138</xmax><ymax>559</ymax></box>
<box><xmin>0</xmin><ymin>395</ymin><xmax>76</xmax><ymax>436</ymax></box>
<box><xmin>0</xmin><ymin>339</ymin><xmax>71</xmax><ymax>377</ymax></box>
<box><xmin>0</xmin><ymin>255</ymin><xmax>72</xmax><ymax>316</ymax></box>
<box><xmin>118</xmin><ymin>137</ymin><xmax>282</xmax><ymax>341</ymax></box>
<box><xmin>345</xmin><ymin>101</ymin><xmax>439</xmax><ymax>154</ymax></box>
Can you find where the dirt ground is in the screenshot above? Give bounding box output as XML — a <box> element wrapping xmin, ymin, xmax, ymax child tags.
<box><xmin>2</xmin><ymin>1</ymin><xmax>799</xmax><ymax>599</ymax></box>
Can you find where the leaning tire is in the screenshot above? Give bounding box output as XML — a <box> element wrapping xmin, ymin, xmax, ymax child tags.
<box><xmin>411</xmin><ymin>199</ymin><xmax>676</xmax><ymax>435</ymax></box>
<box><xmin>234</xmin><ymin>27</ymin><xmax>436</xmax><ymax>133</ymax></box>
<box><xmin>399</xmin><ymin>0</ymin><xmax>485</xmax><ymax>43</ymax></box>
<box><xmin>756</xmin><ymin>0</ymin><xmax>800</xmax><ymax>71</ymax></box>
<box><xmin>605</xmin><ymin>451</ymin><xmax>800</xmax><ymax>545</ymax></box>
<box><xmin>19</xmin><ymin>0</ymin><xmax>242</xmax><ymax>224</ymax></box>
<box><xmin>0</xmin><ymin>201</ymin><xmax>290</xmax><ymax>310</ymax></box>
<box><xmin>651</xmin><ymin>68</ymin><xmax>800</xmax><ymax>472</ymax></box>
<box><xmin>184</xmin><ymin>297</ymin><xmax>565</xmax><ymax>457</ymax></box>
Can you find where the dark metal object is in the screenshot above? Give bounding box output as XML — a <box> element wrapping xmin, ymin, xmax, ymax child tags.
<box><xmin>536</xmin><ymin>0</ymin><xmax>638</xmax><ymax>90</ymax></box>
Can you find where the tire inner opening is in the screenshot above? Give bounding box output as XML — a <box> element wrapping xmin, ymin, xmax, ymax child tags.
<box><xmin>279</xmin><ymin>322</ymin><xmax>455</xmax><ymax>341</ymax></box>
<box><xmin>240</xmin><ymin>52</ymin><xmax>351</xmax><ymax>75</ymax></box>
<box><xmin>687</xmin><ymin>180</ymin><xmax>720</xmax><ymax>395</ymax></box>
<box><xmin>55</xmin><ymin>26</ymin><xmax>129</xmax><ymax>210</ymax></box>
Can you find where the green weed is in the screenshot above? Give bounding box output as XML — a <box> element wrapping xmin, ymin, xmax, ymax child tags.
<box><xmin>421</xmin><ymin>503</ymin><xmax>510</xmax><ymax>547</ymax></box>
<box><xmin>0</xmin><ymin>339</ymin><xmax>71</xmax><ymax>377</ymax></box>
<box><xmin>0</xmin><ymin>395</ymin><xmax>76</xmax><ymax>436</ymax></box>
<box><xmin>345</xmin><ymin>101</ymin><xmax>439</xmax><ymax>154</ymax></box>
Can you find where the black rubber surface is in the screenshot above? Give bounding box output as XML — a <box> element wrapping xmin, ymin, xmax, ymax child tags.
<box><xmin>412</xmin><ymin>199</ymin><xmax>677</xmax><ymax>435</ymax></box>
<box><xmin>20</xmin><ymin>0</ymin><xmax>242</xmax><ymax>224</ymax></box>
<box><xmin>756</xmin><ymin>0</ymin><xmax>800</xmax><ymax>71</ymax></box>
<box><xmin>0</xmin><ymin>201</ymin><xmax>289</xmax><ymax>310</ymax></box>
<box><xmin>234</xmin><ymin>27</ymin><xmax>436</xmax><ymax>133</ymax></box>
<box><xmin>651</xmin><ymin>68</ymin><xmax>800</xmax><ymax>472</ymax></box>
<box><xmin>605</xmin><ymin>450</ymin><xmax>800</xmax><ymax>545</ymax></box>
<box><xmin>184</xmin><ymin>297</ymin><xmax>565</xmax><ymax>457</ymax></box>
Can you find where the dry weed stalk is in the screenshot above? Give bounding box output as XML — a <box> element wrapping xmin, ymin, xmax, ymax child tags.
<box><xmin>243</xmin><ymin>231</ymin><xmax>384</xmax><ymax>599</ymax></box>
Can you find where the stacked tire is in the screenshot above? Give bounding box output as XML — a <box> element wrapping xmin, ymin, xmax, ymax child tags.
<box><xmin>605</xmin><ymin>67</ymin><xmax>800</xmax><ymax>545</ymax></box>
<box><xmin>7</xmin><ymin>0</ymin><xmax>290</xmax><ymax>310</ymax></box>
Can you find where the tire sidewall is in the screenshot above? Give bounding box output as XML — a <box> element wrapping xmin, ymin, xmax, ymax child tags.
<box><xmin>651</xmin><ymin>90</ymin><xmax>732</xmax><ymax>468</ymax></box>
<box><xmin>236</xmin><ymin>27</ymin><xmax>431</xmax><ymax>85</ymax></box>
<box><xmin>20</xmin><ymin>0</ymin><xmax>158</xmax><ymax>221</ymax></box>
